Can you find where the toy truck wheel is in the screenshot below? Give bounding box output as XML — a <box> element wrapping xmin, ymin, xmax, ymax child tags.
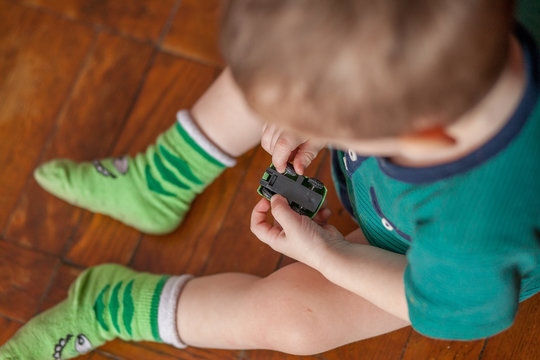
<box><xmin>290</xmin><ymin>203</ymin><xmax>307</xmax><ymax>216</ymax></box>
<box><xmin>260</xmin><ymin>187</ymin><xmax>274</xmax><ymax>200</ymax></box>
<box><xmin>307</xmin><ymin>178</ymin><xmax>324</xmax><ymax>190</ymax></box>
<box><xmin>284</xmin><ymin>163</ymin><xmax>296</xmax><ymax>176</ymax></box>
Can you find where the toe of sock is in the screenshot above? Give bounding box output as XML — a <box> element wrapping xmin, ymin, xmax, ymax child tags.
<box><xmin>34</xmin><ymin>159</ymin><xmax>74</xmax><ymax>200</ymax></box>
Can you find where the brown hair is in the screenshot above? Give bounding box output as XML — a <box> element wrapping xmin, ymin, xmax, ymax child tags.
<box><xmin>221</xmin><ymin>0</ymin><xmax>515</xmax><ymax>139</ymax></box>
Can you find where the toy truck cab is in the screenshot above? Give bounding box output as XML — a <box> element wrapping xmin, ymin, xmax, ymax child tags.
<box><xmin>258</xmin><ymin>164</ymin><xmax>327</xmax><ymax>218</ymax></box>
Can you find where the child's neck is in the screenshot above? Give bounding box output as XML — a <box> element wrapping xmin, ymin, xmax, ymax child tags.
<box><xmin>392</xmin><ymin>35</ymin><xmax>527</xmax><ymax>168</ymax></box>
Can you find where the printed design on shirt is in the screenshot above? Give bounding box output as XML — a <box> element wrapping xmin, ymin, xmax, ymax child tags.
<box><xmin>342</xmin><ymin>149</ymin><xmax>369</xmax><ymax>174</ymax></box>
<box><xmin>369</xmin><ymin>186</ymin><xmax>411</xmax><ymax>242</ymax></box>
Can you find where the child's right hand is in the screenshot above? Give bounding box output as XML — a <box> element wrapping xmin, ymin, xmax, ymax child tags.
<box><xmin>261</xmin><ymin>123</ymin><xmax>324</xmax><ymax>175</ymax></box>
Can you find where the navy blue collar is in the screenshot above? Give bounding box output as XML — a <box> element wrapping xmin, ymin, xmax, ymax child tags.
<box><xmin>377</xmin><ymin>24</ymin><xmax>540</xmax><ymax>184</ymax></box>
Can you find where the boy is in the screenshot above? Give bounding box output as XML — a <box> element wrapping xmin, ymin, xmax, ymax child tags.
<box><xmin>2</xmin><ymin>0</ymin><xmax>540</xmax><ymax>358</ymax></box>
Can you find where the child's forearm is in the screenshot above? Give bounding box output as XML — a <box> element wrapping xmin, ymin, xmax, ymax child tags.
<box><xmin>317</xmin><ymin>230</ymin><xmax>410</xmax><ymax>322</ymax></box>
<box><xmin>251</xmin><ymin>198</ymin><xmax>411</xmax><ymax>322</ymax></box>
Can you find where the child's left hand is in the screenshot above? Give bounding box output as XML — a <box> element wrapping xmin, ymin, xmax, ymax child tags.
<box><xmin>250</xmin><ymin>194</ymin><xmax>348</xmax><ymax>268</ymax></box>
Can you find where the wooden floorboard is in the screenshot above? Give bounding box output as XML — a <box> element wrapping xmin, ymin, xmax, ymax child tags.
<box><xmin>4</xmin><ymin>30</ymin><xmax>154</xmax><ymax>255</ymax></box>
<box><xmin>1</xmin><ymin>1</ymin><xmax>539</xmax><ymax>359</ymax></box>
<box><xmin>162</xmin><ymin>0</ymin><xmax>225</xmax><ymax>66</ymax></box>
<box><xmin>0</xmin><ymin>240</ymin><xmax>58</xmax><ymax>321</ymax></box>
<box><xmin>21</xmin><ymin>0</ymin><xmax>178</xmax><ymax>42</ymax></box>
<box><xmin>401</xmin><ymin>332</ymin><xmax>485</xmax><ymax>360</ymax></box>
<box><xmin>480</xmin><ymin>296</ymin><xmax>540</xmax><ymax>360</ymax></box>
<box><xmin>0</xmin><ymin>0</ymin><xmax>94</xmax><ymax>233</ymax></box>
<box><xmin>0</xmin><ymin>316</ymin><xmax>22</xmax><ymax>345</ymax></box>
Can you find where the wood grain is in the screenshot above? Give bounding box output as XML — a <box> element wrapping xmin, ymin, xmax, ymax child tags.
<box><xmin>321</xmin><ymin>328</ymin><xmax>411</xmax><ymax>360</ymax></box>
<box><xmin>0</xmin><ymin>0</ymin><xmax>93</xmax><ymax>233</ymax></box>
<box><xmin>99</xmin><ymin>339</ymin><xmax>185</xmax><ymax>360</ymax></box>
<box><xmin>22</xmin><ymin>0</ymin><xmax>177</xmax><ymax>42</ymax></box>
<box><xmin>0</xmin><ymin>316</ymin><xmax>22</xmax><ymax>347</ymax></box>
<box><xmin>162</xmin><ymin>0</ymin><xmax>226</xmax><ymax>66</ymax></box>
<box><xmin>243</xmin><ymin>350</ymin><xmax>319</xmax><ymax>360</ymax></box>
<box><xmin>481</xmin><ymin>295</ymin><xmax>540</xmax><ymax>360</ymax></box>
<box><xmin>401</xmin><ymin>332</ymin><xmax>484</xmax><ymax>360</ymax></box>
<box><xmin>38</xmin><ymin>263</ymin><xmax>83</xmax><ymax>312</ymax></box>
<box><xmin>0</xmin><ymin>241</ymin><xmax>58</xmax><ymax>321</ymax></box>
<box><xmin>64</xmin><ymin>212</ymin><xmax>142</xmax><ymax>267</ymax></box>
<box><xmin>5</xmin><ymin>31</ymin><xmax>153</xmax><ymax>256</ymax></box>
<box><xmin>137</xmin><ymin>341</ymin><xmax>239</xmax><ymax>360</ymax></box>
<box><xmin>89</xmin><ymin>353</ymin><xmax>113</xmax><ymax>360</ymax></box>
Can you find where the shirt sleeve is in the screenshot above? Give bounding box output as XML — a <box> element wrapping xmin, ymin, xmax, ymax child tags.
<box><xmin>403</xmin><ymin>222</ymin><xmax>521</xmax><ymax>340</ymax></box>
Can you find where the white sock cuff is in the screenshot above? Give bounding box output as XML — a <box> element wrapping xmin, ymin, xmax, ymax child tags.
<box><xmin>158</xmin><ymin>274</ymin><xmax>193</xmax><ymax>348</ymax></box>
<box><xmin>176</xmin><ymin>110</ymin><xmax>237</xmax><ymax>167</ymax></box>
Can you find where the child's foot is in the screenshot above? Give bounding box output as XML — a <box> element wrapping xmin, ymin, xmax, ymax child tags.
<box><xmin>0</xmin><ymin>264</ymin><xmax>191</xmax><ymax>360</ymax></box>
<box><xmin>34</xmin><ymin>110</ymin><xmax>236</xmax><ymax>234</ymax></box>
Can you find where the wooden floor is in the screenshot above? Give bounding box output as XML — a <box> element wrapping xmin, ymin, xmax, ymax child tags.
<box><xmin>0</xmin><ymin>1</ymin><xmax>539</xmax><ymax>359</ymax></box>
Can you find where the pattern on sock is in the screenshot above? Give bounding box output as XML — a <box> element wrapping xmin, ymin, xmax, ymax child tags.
<box><xmin>34</xmin><ymin>110</ymin><xmax>236</xmax><ymax>234</ymax></box>
<box><xmin>0</xmin><ymin>264</ymin><xmax>189</xmax><ymax>360</ymax></box>
<box><xmin>141</xmin><ymin>119</ymin><xmax>223</xmax><ymax>197</ymax></box>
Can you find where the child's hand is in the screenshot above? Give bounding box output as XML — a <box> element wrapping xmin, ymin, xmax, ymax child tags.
<box><xmin>251</xmin><ymin>194</ymin><xmax>347</xmax><ymax>269</ymax></box>
<box><xmin>261</xmin><ymin>123</ymin><xmax>324</xmax><ymax>175</ymax></box>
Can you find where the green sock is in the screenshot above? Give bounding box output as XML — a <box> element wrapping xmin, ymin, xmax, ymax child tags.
<box><xmin>34</xmin><ymin>110</ymin><xmax>236</xmax><ymax>234</ymax></box>
<box><xmin>0</xmin><ymin>264</ymin><xmax>192</xmax><ymax>360</ymax></box>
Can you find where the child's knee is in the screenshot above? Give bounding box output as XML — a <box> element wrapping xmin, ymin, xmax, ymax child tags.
<box><xmin>251</xmin><ymin>293</ymin><xmax>329</xmax><ymax>354</ymax></box>
<box><xmin>247</xmin><ymin>268</ymin><xmax>338</xmax><ymax>354</ymax></box>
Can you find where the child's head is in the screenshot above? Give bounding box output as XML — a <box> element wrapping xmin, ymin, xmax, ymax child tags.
<box><xmin>221</xmin><ymin>0</ymin><xmax>515</xmax><ymax>146</ymax></box>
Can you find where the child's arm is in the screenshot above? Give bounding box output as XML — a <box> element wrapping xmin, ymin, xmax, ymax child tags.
<box><xmin>251</xmin><ymin>195</ymin><xmax>410</xmax><ymax>322</ymax></box>
<box><xmin>322</xmin><ymin>229</ymin><xmax>410</xmax><ymax>322</ymax></box>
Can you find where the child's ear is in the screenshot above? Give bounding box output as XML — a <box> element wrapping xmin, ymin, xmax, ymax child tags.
<box><xmin>399</xmin><ymin>126</ymin><xmax>457</xmax><ymax>150</ymax></box>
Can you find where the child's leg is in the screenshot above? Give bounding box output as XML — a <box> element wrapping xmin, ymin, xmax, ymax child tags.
<box><xmin>178</xmin><ymin>261</ymin><xmax>410</xmax><ymax>355</ymax></box>
<box><xmin>0</xmin><ymin>261</ymin><xmax>408</xmax><ymax>359</ymax></box>
<box><xmin>34</xmin><ymin>69</ymin><xmax>262</xmax><ymax>234</ymax></box>
<box><xmin>0</xmin><ymin>264</ymin><xmax>193</xmax><ymax>360</ymax></box>
<box><xmin>191</xmin><ymin>68</ymin><xmax>262</xmax><ymax>157</ymax></box>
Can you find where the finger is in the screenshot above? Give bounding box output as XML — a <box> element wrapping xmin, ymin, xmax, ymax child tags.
<box><xmin>312</xmin><ymin>208</ymin><xmax>332</xmax><ymax>226</ymax></box>
<box><xmin>273</xmin><ymin>136</ymin><xmax>300</xmax><ymax>173</ymax></box>
<box><xmin>270</xmin><ymin>195</ymin><xmax>303</xmax><ymax>232</ymax></box>
<box><xmin>293</xmin><ymin>141</ymin><xmax>323</xmax><ymax>175</ymax></box>
<box><xmin>260</xmin><ymin>123</ymin><xmax>275</xmax><ymax>154</ymax></box>
<box><xmin>272</xmin><ymin>136</ymin><xmax>296</xmax><ymax>172</ymax></box>
<box><xmin>250</xmin><ymin>198</ymin><xmax>281</xmax><ymax>240</ymax></box>
<box><xmin>269</xmin><ymin>126</ymin><xmax>282</xmax><ymax>154</ymax></box>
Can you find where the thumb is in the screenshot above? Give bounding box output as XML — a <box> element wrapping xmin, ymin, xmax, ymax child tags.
<box><xmin>270</xmin><ymin>195</ymin><xmax>303</xmax><ymax>232</ymax></box>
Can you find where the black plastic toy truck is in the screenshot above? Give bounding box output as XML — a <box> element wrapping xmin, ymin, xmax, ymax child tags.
<box><xmin>258</xmin><ymin>163</ymin><xmax>327</xmax><ymax>218</ymax></box>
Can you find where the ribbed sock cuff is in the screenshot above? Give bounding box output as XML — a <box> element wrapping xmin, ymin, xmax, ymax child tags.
<box><xmin>157</xmin><ymin>275</ymin><xmax>193</xmax><ymax>348</ymax></box>
<box><xmin>177</xmin><ymin>110</ymin><xmax>237</xmax><ymax>167</ymax></box>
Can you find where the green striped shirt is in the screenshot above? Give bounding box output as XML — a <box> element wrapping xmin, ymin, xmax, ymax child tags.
<box><xmin>332</xmin><ymin>15</ymin><xmax>540</xmax><ymax>339</ymax></box>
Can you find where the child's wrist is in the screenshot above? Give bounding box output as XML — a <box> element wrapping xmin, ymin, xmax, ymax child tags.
<box><xmin>315</xmin><ymin>236</ymin><xmax>353</xmax><ymax>276</ymax></box>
